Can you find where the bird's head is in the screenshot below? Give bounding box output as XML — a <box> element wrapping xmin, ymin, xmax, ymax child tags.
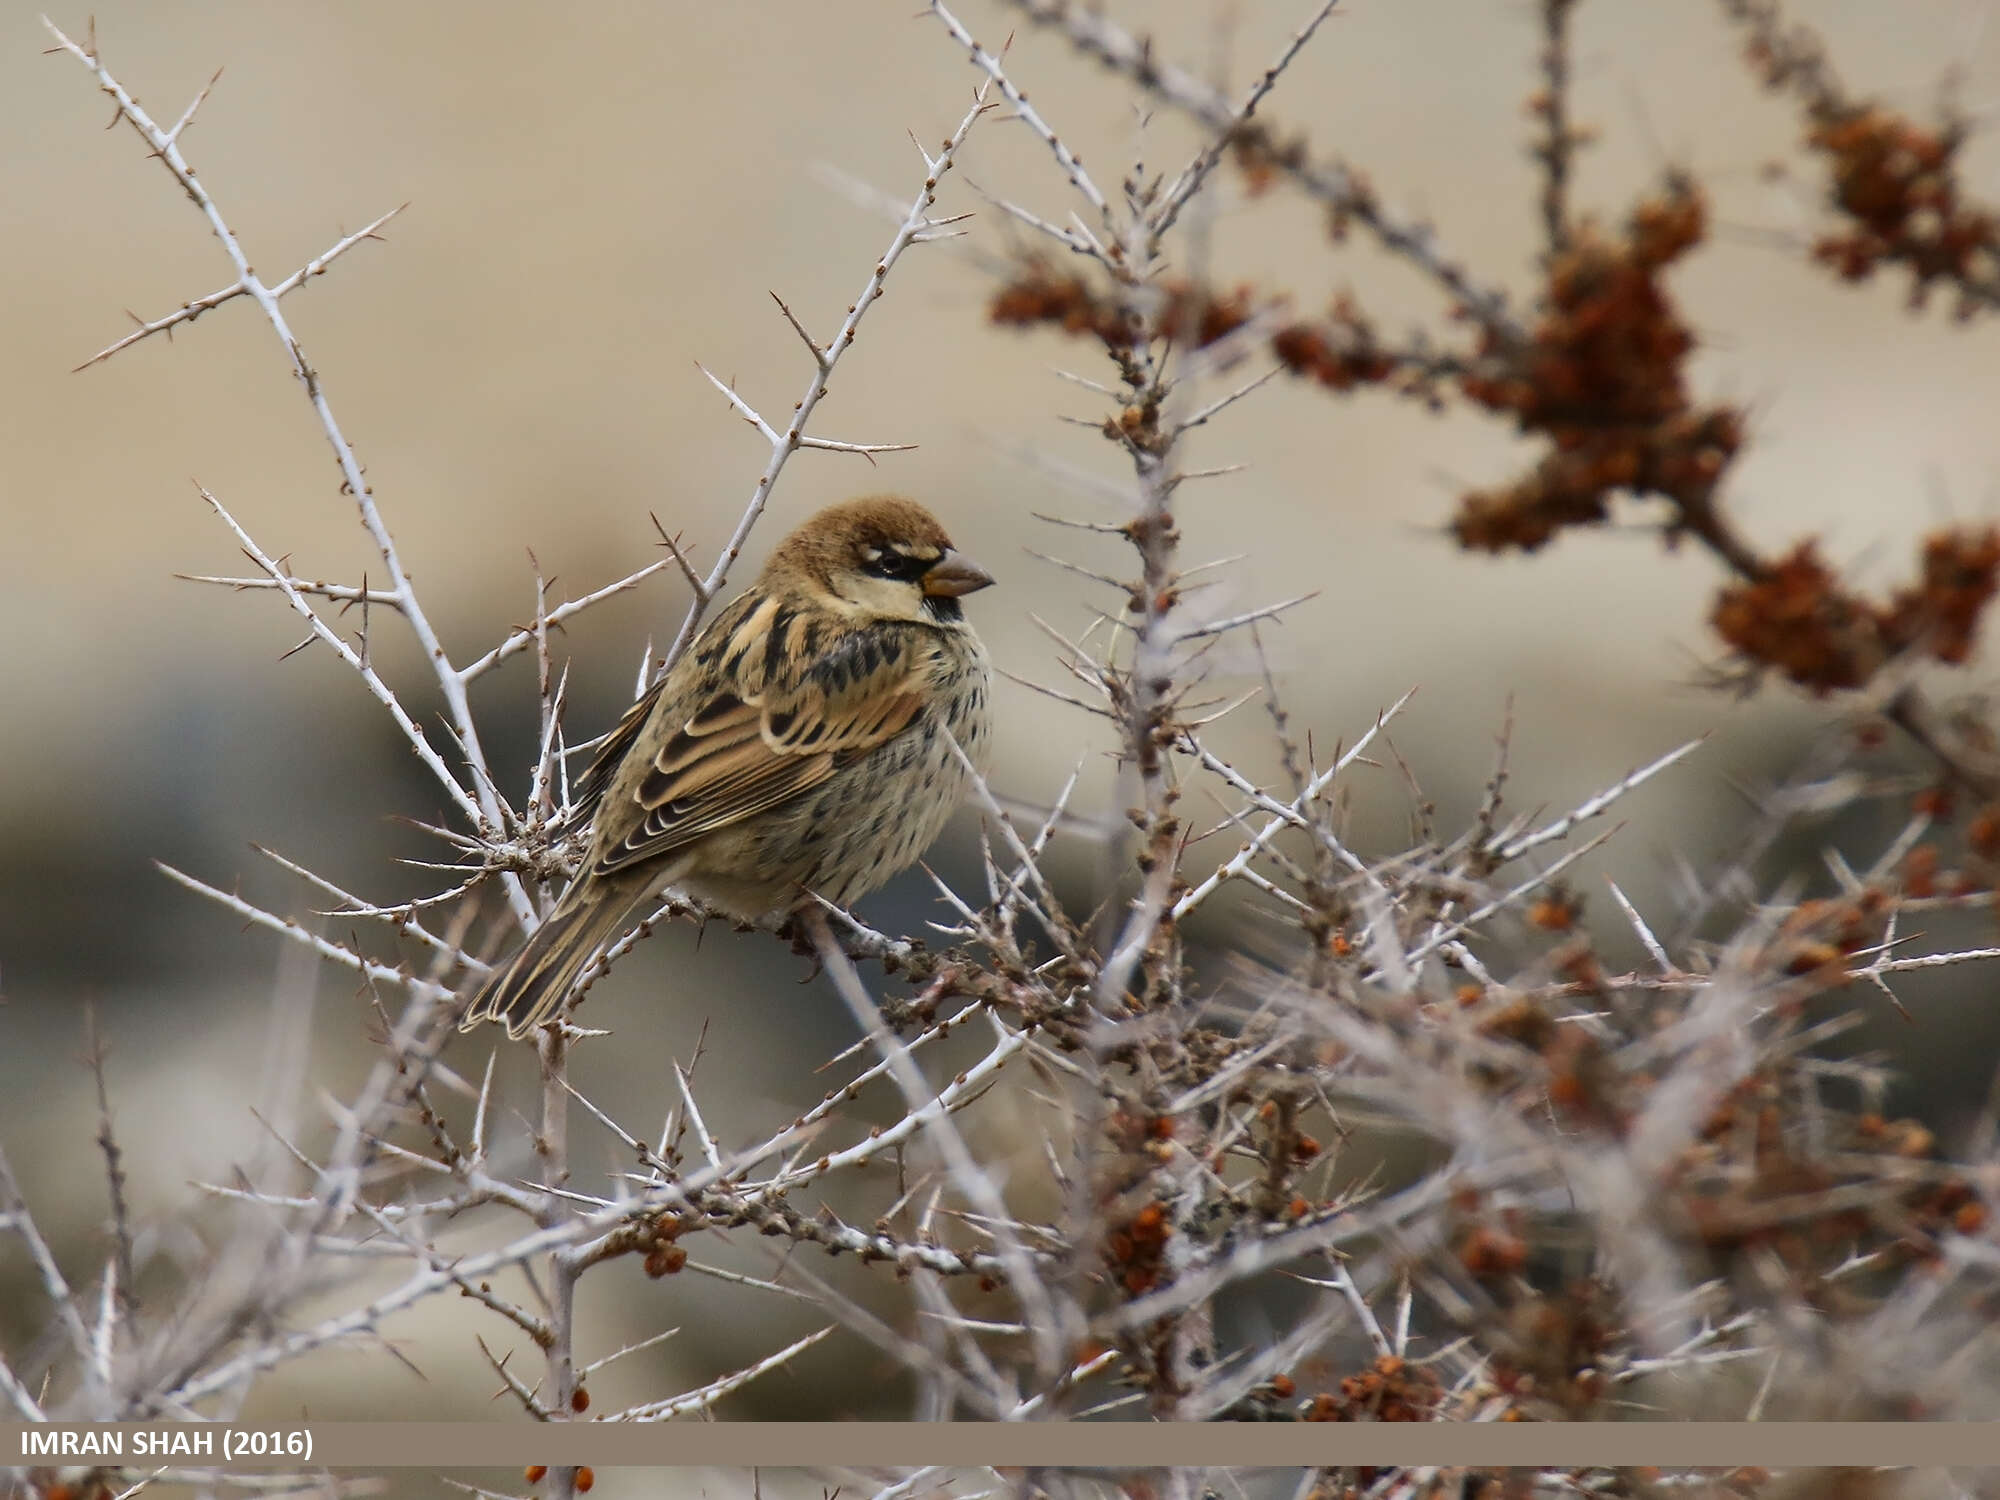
<box><xmin>763</xmin><ymin>495</ymin><xmax>995</xmax><ymax>625</ymax></box>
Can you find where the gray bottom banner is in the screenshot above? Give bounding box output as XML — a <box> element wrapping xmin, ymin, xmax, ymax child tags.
<box><xmin>5</xmin><ymin>1423</ymin><xmax>2000</xmax><ymax>1469</ymax></box>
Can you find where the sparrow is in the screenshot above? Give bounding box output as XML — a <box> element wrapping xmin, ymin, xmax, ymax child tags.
<box><xmin>460</xmin><ymin>495</ymin><xmax>996</xmax><ymax>1038</ymax></box>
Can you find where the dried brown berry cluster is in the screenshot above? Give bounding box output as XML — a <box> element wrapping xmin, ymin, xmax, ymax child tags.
<box><xmin>992</xmin><ymin>267</ymin><xmax>1456</xmax><ymax>406</ymax></box>
<box><xmin>1103</xmin><ymin>1200</ymin><xmax>1171</xmax><ymax>1296</ymax></box>
<box><xmin>1712</xmin><ymin>527</ymin><xmax>2000</xmax><ymax>695</ymax></box>
<box><xmin>1887</xmin><ymin>527</ymin><xmax>2000</xmax><ymax>665</ymax></box>
<box><xmin>1227</xmin><ymin>121</ymin><xmax>1318</xmax><ymax>200</ymax></box>
<box><xmin>1271</xmin><ymin>295</ymin><xmax>1459</xmax><ymax>406</ymax></box>
<box><xmin>1301</xmin><ymin>1353</ymin><xmax>1444</xmax><ymax>1422</ymax></box>
<box><xmin>1807</xmin><ymin>108</ymin><xmax>1999</xmax><ymax>313</ymax></box>
<box><xmin>1453</xmin><ymin>176</ymin><xmax>1744</xmax><ymax>556</ymax></box>
<box><xmin>1725</xmin><ymin>0</ymin><xmax>2000</xmax><ymax>316</ymax></box>
<box><xmin>1711</xmin><ymin>543</ymin><xmax>1893</xmax><ymax>694</ymax></box>
<box><xmin>989</xmin><ymin>264</ymin><xmax>1253</xmax><ymax>350</ymax></box>
<box><xmin>1757</xmin><ymin>886</ymin><xmax>1892</xmax><ymax>982</ymax></box>
<box><xmin>1674</xmin><ymin>1071</ymin><xmax>1979</xmax><ymax>1294</ymax></box>
<box><xmin>1488</xmin><ymin>1280</ymin><xmax>1616</xmax><ymax>1418</ymax></box>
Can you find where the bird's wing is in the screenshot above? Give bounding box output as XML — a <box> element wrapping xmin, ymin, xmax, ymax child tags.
<box><xmin>590</xmin><ymin>597</ymin><xmax>929</xmax><ymax>876</ymax></box>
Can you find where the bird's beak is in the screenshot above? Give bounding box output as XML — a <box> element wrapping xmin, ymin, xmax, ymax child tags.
<box><xmin>921</xmin><ymin>551</ymin><xmax>996</xmax><ymax>598</ymax></box>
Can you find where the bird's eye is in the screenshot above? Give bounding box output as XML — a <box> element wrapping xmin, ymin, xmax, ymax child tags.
<box><xmin>861</xmin><ymin>547</ymin><xmax>935</xmax><ymax>584</ymax></box>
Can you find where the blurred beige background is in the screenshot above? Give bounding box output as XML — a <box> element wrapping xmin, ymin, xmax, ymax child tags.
<box><xmin>5</xmin><ymin>0</ymin><xmax>2000</xmax><ymax>1436</ymax></box>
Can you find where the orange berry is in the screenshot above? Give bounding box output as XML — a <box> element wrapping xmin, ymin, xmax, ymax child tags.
<box><xmin>1529</xmin><ymin>896</ymin><xmax>1573</xmax><ymax>931</ymax></box>
<box><xmin>1915</xmin><ymin>786</ymin><xmax>1953</xmax><ymax>819</ymax></box>
<box><xmin>1460</xmin><ymin>1224</ymin><xmax>1528</xmax><ymax>1276</ymax></box>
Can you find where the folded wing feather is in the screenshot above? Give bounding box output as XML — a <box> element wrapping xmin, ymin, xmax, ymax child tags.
<box><xmin>591</xmin><ymin>616</ymin><xmax>929</xmax><ymax>877</ymax></box>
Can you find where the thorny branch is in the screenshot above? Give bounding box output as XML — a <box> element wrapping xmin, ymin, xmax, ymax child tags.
<box><xmin>45</xmin><ymin>19</ymin><xmax>536</xmax><ymax>930</ymax></box>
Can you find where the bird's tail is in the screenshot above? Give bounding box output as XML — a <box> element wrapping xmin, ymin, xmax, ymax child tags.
<box><xmin>459</xmin><ymin>883</ymin><xmax>641</xmax><ymax>1039</ymax></box>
